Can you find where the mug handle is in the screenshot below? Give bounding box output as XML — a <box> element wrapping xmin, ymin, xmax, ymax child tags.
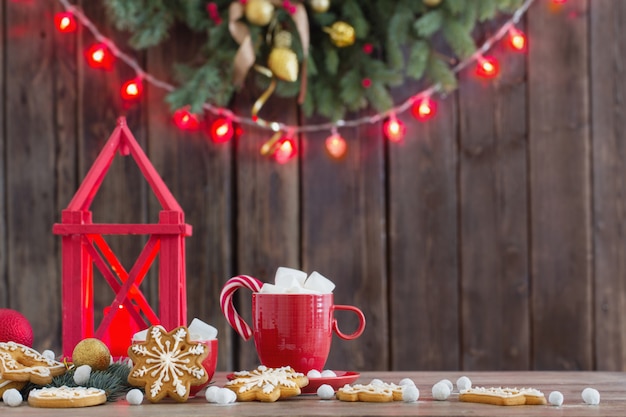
<box><xmin>219</xmin><ymin>275</ymin><xmax>263</xmax><ymax>341</ymax></box>
<box><xmin>331</xmin><ymin>305</ymin><xmax>366</xmax><ymax>340</ymax></box>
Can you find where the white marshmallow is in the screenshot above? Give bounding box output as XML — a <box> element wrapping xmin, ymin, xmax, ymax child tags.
<box><xmin>42</xmin><ymin>350</ymin><xmax>56</xmax><ymax>361</ymax></box>
<box><xmin>317</xmin><ymin>384</ymin><xmax>335</xmax><ymax>400</ymax></box>
<box><xmin>73</xmin><ymin>365</ymin><xmax>92</xmax><ymax>385</ymax></box>
<box><xmin>307</xmin><ymin>370</ymin><xmax>322</xmax><ymax>378</ymax></box>
<box><xmin>399</xmin><ymin>378</ymin><xmax>416</xmax><ymax>387</ymax></box>
<box><xmin>582</xmin><ymin>387</ymin><xmax>600</xmax><ymax>405</ymax></box>
<box><xmin>432</xmin><ymin>381</ymin><xmax>451</xmax><ymax>400</ymax></box>
<box><xmin>259</xmin><ymin>283</ymin><xmax>286</xmax><ymax>294</ymax></box>
<box><xmin>402</xmin><ymin>385</ymin><xmax>420</xmax><ymax>402</ymax></box>
<box><xmin>438</xmin><ymin>379</ymin><xmax>453</xmax><ymax>391</ymax></box>
<box><xmin>370</xmin><ymin>378</ymin><xmax>385</xmax><ymax>386</ymax></box>
<box><xmin>205</xmin><ymin>386</ymin><xmax>221</xmax><ymax>403</ymax></box>
<box><xmin>549</xmin><ymin>391</ymin><xmax>564</xmax><ymax>406</ymax></box>
<box><xmin>456</xmin><ymin>376</ymin><xmax>472</xmax><ymax>391</ymax></box>
<box><xmin>126</xmin><ymin>389</ymin><xmax>144</xmax><ymax>405</ymax></box>
<box><xmin>303</xmin><ymin>271</ymin><xmax>335</xmax><ymax>293</ymax></box>
<box><xmin>275</xmin><ymin>267</ymin><xmax>307</xmax><ymax>288</ymax></box>
<box><xmin>188</xmin><ymin>318</ymin><xmax>218</xmax><ymax>341</ymax></box>
<box><xmin>321</xmin><ymin>370</ymin><xmax>337</xmax><ymax>378</ymax></box>
<box><xmin>2</xmin><ymin>389</ymin><xmax>22</xmax><ymax>407</ymax></box>
<box><xmin>215</xmin><ymin>388</ymin><xmax>237</xmax><ymax>404</ymax></box>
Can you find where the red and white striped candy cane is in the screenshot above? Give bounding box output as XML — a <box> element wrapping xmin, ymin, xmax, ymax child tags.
<box><xmin>220</xmin><ymin>275</ymin><xmax>263</xmax><ymax>341</ymax></box>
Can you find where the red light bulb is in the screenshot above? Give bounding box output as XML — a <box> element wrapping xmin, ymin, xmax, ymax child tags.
<box><xmin>508</xmin><ymin>28</ymin><xmax>527</xmax><ymax>51</ymax></box>
<box><xmin>55</xmin><ymin>12</ymin><xmax>76</xmax><ymax>33</ymax></box>
<box><xmin>121</xmin><ymin>79</ymin><xmax>143</xmax><ymax>101</ymax></box>
<box><xmin>85</xmin><ymin>43</ymin><xmax>115</xmax><ymax>70</ymax></box>
<box><xmin>274</xmin><ymin>137</ymin><xmax>297</xmax><ymax>163</ymax></box>
<box><xmin>325</xmin><ymin>133</ymin><xmax>347</xmax><ymax>159</ymax></box>
<box><xmin>210</xmin><ymin>117</ymin><xmax>234</xmax><ymax>143</ymax></box>
<box><xmin>411</xmin><ymin>97</ymin><xmax>437</xmax><ymax>121</ymax></box>
<box><xmin>173</xmin><ymin>108</ymin><xmax>201</xmax><ymax>131</ymax></box>
<box><xmin>383</xmin><ymin>116</ymin><xmax>405</xmax><ymax>142</ymax></box>
<box><xmin>476</xmin><ymin>56</ymin><xmax>499</xmax><ymax>79</ymax></box>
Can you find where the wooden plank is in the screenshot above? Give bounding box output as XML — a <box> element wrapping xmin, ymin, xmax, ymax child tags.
<box><xmin>590</xmin><ymin>0</ymin><xmax>626</xmax><ymax>371</ymax></box>
<box><xmin>0</xmin><ymin>0</ymin><xmax>6</xmax><ymax>308</ymax></box>
<box><xmin>301</xmin><ymin>117</ymin><xmax>388</xmax><ymax>371</ymax></box>
<box><xmin>232</xmin><ymin>85</ymin><xmax>300</xmax><ymax>371</ymax></box>
<box><xmin>528</xmin><ymin>0</ymin><xmax>592</xmax><ymax>370</ymax></box>
<box><xmin>388</xmin><ymin>92</ymin><xmax>459</xmax><ymax>370</ymax></box>
<box><xmin>144</xmin><ymin>26</ymin><xmax>236</xmax><ymax>371</ymax></box>
<box><xmin>78</xmin><ymin>0</ymin><xmax>148</xmax><ymax>340</ymax></box>
<box><xmin>4</xmin><ymin>0</ymin><xmax>60</xmax><ymax>350</ymax></box>
<box><xmin>457</xmin><ymin>25</ymin><xmax>530</xmax><ymax>370</ymax></box>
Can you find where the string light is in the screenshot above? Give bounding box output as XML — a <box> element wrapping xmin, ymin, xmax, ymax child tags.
<box><xmin>508</xmin><ymin>27</ymin><xmax>527</xmax><ymax>51</ymax></box>
<box><xmin>210</xmin><ymin>117</ymin><xmax>234</xmax><ymax>143</ymax></box>
<box><xmin>172</xmin><ymin>107</ymin><xmax>201</xmax><ymax>131</ymax></box>
<box><xmin>120</xmin><ymin>78</ymin><xmax>143</xmax><ymax>101</ymax></box>
<box><xmin>274</xmin><ymin>136</ymin><xmax>298</xmax><ymax>164</ymax></box>
<box><xmin>55</xmin><ymin>12</ymin><xmax>76</xmax><ymax>33</ymax></box>
<box><xmin>325</xmin><ymin>129</ymin><xmax>347</xmax><ymax>159</ymax></box>
<box><xmin>476</xmin><ymin>55</ymin><xmax>500</xmax><ymax>79</ymax></box>
<box><xmin>383</xmin><ymin>115</ymin><xmax>405</xmax><ymax>142</ymax></box>
<box><xmin>411</xmin><ymin>97</ymin><xmax>437</xmax><ymax>122</ymax></box>
<box><xmin>85</xmin><ymin>42</ymin><xmax>115</xmax><ymax>70</ymax></box>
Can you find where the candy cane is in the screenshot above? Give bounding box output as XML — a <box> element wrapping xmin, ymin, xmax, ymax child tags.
<box><xmin>220</xmin><ymin>275</ymin><xmax>263</xmax><ymax>341</ymax></box>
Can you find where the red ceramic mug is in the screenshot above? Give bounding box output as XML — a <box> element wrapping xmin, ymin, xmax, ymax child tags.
<box><xmin>220</xmin><ymin>275</ymin><xmax>366</xmax><ymax>373</ymax></box>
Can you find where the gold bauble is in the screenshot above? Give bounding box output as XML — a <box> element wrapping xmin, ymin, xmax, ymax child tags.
<box><xmin>422</xmin><ymin>0</ymin><xmax>442</xmax><ymax>6</ymax></box>
<box><xmin>324</xmin><ymin>21</ymin><xmax>355</xmax><ymax>48</ymax></box>
<box><xmin>268</xmin><ymin>48</ymin><xmax>299</xmax><ymax>82</ymax></box>
<box><xmin>310</xmin><ymin>0</ymin><xmax>330</xmax><ymax>13</ymax></box>
<box><xmin>245</xmin><ymin>0</ymin><xmax>275</xmax><ymax>26</ymax></box>
<box><xmin>72</xmin><ymin>338</ymin><xmax>111</xmax><ymax>371</ymax></box>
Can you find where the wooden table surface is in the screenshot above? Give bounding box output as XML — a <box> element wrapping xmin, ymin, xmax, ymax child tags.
<box><xmin>2</xmin><ymin>371</ymin><xmax>626</xmax><ymax>416</ymax></box>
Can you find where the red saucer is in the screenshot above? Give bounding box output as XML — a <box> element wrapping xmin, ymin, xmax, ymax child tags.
<box><xmin>301</xmin><ymin>371</ymin><xmax>360</xmax><ymax>394</ymax></box>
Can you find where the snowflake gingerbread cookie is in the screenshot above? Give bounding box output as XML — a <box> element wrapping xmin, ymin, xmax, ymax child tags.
<box><xmin>225</xmin><ymin>365</ymin><xmax>309</xmax><ymax>402</ymax></box>
<box><xmin>127</xmin><ymin>326</ymin><xmax>208</xmax><ymax>402</ymax></box>
<box><xmin>0</xmin><ymin>341</ymin><xmax>66</xmax><ymax>389</ymax></box>
<box><xmin>336</xmin><ymin>382</ymin><xmax>404</xmax><ymax>402</ymax></box>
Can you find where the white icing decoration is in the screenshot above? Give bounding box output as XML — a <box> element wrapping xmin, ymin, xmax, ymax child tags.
<box><xmin>130</xmin><ymin>327</ymin><xmax>206</xmax><ymax>399</ymax></box>
<box><xmin>340</xmin><ymin>382</ymin><xmax>402</xmax><ymax>398</ymax></box>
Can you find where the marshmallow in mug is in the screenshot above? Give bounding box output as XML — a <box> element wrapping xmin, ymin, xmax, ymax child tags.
<box><xmin>131</xmin><ymin>318</ymin><xmax>218</xmax><ymax>343</ymax></box>
<box><xmin>259</xmin><ymin>268</ymin><xmax>336</xmax><ymax>294</ymax></box>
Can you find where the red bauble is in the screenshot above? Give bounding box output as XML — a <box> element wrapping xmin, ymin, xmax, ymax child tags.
<box><xmin>0</xmin><ymin>308</ymin><xmax>34</xmax><ymax>347</ymax></box>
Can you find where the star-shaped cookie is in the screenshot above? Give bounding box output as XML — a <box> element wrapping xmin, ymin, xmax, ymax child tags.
<box><xmin>127</xmin><ymin>326</ymin><xmax>208</xmax><ymax>402</ymax></box>
<box><xmin>0</xmin><ymin>342</ymin><xmax>66</xmax><ymax>386</ymax></box>
<box><xmin>225</xmin><ymin>365</ymin><xmax>309</xmax><ymax>402</ymax></box>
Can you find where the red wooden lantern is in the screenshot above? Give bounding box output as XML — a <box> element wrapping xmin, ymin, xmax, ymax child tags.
<box><xmin>53</xmin><ymin>117</ymin><xmax>192</xmax><ymax>358</ymax></box>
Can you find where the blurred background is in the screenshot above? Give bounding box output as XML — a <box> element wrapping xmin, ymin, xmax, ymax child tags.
<box><xmin>2</xmin><ymin>0</ymin><xmax>625</xmax><ymax>372</ymax></box>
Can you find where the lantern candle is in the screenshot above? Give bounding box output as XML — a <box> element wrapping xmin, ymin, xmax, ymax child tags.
<box><xmin>101</xmin><ymin>304</ymin><xmax>142</xmax><ymax>358</ymax></box>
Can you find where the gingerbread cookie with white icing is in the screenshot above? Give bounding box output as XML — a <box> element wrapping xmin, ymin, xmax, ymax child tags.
<box><xmin>225</xmin><ymin>365</ymin><xmax>309</xmax><ymax>402</ymax></box>
<box><xmin>28</xmin><ymin>386</ymin><xmax>107</xmax><ymax>408</ymax></box>
<box><xmin>459</xmin><ymin>386</ymin><xmax>546</xmax><ymax>406</ymax></box>
<box><xmin>0</xmin><ymin>341</ymin><xmax>66</xmax><ymax>385</ymax></box>
<box><xmin>127</xmin><ymin>326</ymin><xmax>208</xmax><ymax>403</ymax></box>
<box><xmin>336</xmin><ymin>382</ymin><xmax>404</xmax><ymax>402</ymax></box>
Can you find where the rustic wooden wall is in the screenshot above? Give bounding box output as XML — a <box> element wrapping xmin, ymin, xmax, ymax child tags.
<box><xmin>2</xmin><ymin>0</ymin><xmax>626</xmax><ymax>372</ymax></box>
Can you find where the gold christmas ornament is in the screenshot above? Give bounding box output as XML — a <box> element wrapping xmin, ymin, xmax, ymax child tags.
<box><xmin>268</xmin><ymin>31</ymin><xmax>299</xmax><ymax>82</ymax></box>
<box><xmin>422</xmin><ymin>0</ymin><xmax>442</xmax><ymax>6</ymax></box>
<box><xmin>310</xmin><ymin>0</ymin><xmax>330</xmax><ymax>13</ymax></box>
<box><xmin>72</xmin><ymin>338</ymin><xmax>111</xmax><ymax>371</ymax></box>
<box><xmin>245</xmin><ymin>0</ymin><xmax>275</xmax><ymax>26</ymax></box>
<box><xmin>323</xmin><ymin>21</ymin><xmax>355</xmax><ymax>47</ymax></box>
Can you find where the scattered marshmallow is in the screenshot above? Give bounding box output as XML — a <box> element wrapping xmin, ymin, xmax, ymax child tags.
<box><xmin>399</xmin><ymin>378</ymin><xmax>416</xmax><ymax>387</ymax></box>
<box><xmin>370</xmin><ymin>378</ymin><xmax>385</xmax><ymax>386</ymax></box>
<box><xmin>215</xmin><ymin>388</ymin><xmax>237</xmax><ymax>404</ymax></box>
<box><xmin>275</xmin><ymin>267</ymin><xmax>307</xmax><ymax>288</ymax></box>
<box><xmin>548</xmin><ymin>391</ymin><xmax>564</xmax><ymax>406</ymax></box>
<box><xmin>73</xmin><ymin>364</ymin><xmax>92</xmax><ymax>385</ymax></box>
<box><xmin>205</xmin><ymin>386</ymin><xmax>221</xmax><ymax>403</ymax></box>
<box><xmin>206</xmin><ymin>387</ymin><xmax>236</xmax><ymax>404</ymax></box>
<box><xmin>321</xmin><ymin>370</ymin><xmax>337</xmax><ymax>378</ymax></box>
<box><xmin>307</xmin><ymin>370</ymin><xmax>322</xmax><ymax>378</ymax></box>
<box><xmin>582</xmin><ymin>387</ymin><xmax>600</xmax><ymax>405</ymax></box>
<box><xmin>2</xmin><ymin>389</ymin><xmax>22</xmax><ymax>407</ymax></box>
<box><xmin>437</xmin><ymin>379</ymin><xmax>453</xmax><ymax>392</ymax></box>
<box><xmin>126</xmin><ymin>389</ymin><xmax>144</xmax><ymax>405</ymax></box>
<box><xmin>456</xmin><ymin>376</ymin><xmax>472</xmax><ymax>391</ymax></box>
<box><xmin>42</xmin><ymin>350</ymin><xmax>56</xmax><ymax>361</ymax></box>
<box><xmin>432</xmin><ymin>381</ymin><xmax>451</xmax><ymax>400</ymax></box>
<box><xmin>188</xmin><ymin>318</ymin><xmax>218</xmax><ymax>341</ymax></box>
<box><xmin>317</xmin><ymin>384</ymin><xmax>335</xmax><ymax>400</ymax></box>
<box><xmin>402</xmin><ymin>385</ymin><xmax>420</xmax><ymax>403</ymax></box>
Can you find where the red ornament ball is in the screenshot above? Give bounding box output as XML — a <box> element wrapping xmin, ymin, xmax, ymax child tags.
<box><xmin>0</xmin><ymin>309</ymin><xmax>34</xmax><ymax>347</ymax></box>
